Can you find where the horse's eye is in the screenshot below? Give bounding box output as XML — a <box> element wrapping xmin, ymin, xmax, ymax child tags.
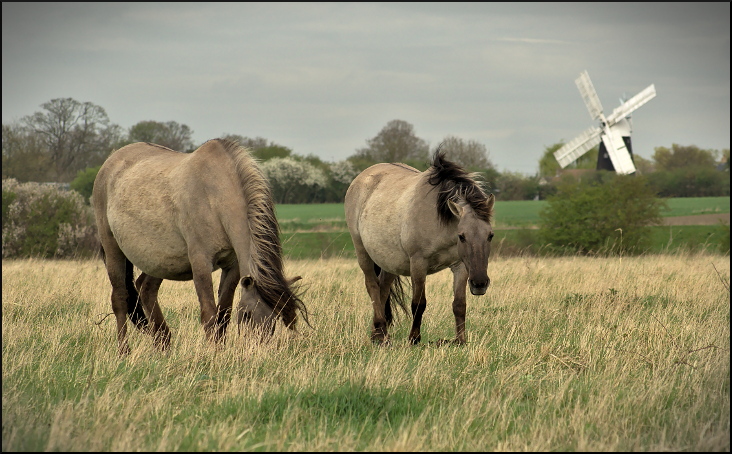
<box><xmin>458</xmin><ymin>233</ymin><xmax>466</xmax><ymax>243</ymax></box>
<box><xmin>488</xmin><ymin>232</ymin><xmax>494</xmax><ymax>242</ymax></box>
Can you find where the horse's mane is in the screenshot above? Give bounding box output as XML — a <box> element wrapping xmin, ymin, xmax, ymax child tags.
<box><xmin>426</xmin><ymin>147</ymin><xmax>493</xmax><ymax>224</ymax></box>
<box><xmin>215</xmin><ymin>138</ymin><xmax>309</xmax><ymax>329</ymax></box>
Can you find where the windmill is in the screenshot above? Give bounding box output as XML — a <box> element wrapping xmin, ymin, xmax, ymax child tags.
<box><xmin>554</xmin><ymin>70</ymin><xmax>656</xmax><ymax>175</ymax></box>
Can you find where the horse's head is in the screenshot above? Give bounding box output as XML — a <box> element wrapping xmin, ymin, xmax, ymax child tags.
<box><xmin>448</xmin><ymin>194</ymin><xmax>495</xmax><ymax>295</ymax></box>
<box><xmin>236</xmin><ymin>275</ymin><xmax>303</xmax><ymax>337</ymax></box>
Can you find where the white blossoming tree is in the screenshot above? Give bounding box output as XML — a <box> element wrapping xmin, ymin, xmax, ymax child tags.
<box><xmin>329</xmin><ymin>160</ymin><xmax>357</xmax><ymax>186</ymax></box>
<box><xmin>260</xmin><ymin>157</ymin><xmax>328</xmax><ymax>203</ymax></box>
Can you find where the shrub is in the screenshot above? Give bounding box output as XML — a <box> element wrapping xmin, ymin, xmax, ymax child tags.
<box><xmin>70</xmin><ymin>165</ymin><xmax>101</xmax><ymax>205</ymax></box>
<box><xmin>2</xmin><ymin>178</ymin><xmax>98</xmax><ymax>258</ymax></box>
<box><xmin>538</xmin><ymin>172</ymin><xmax>666</xmax><ymax>255</ymax></box>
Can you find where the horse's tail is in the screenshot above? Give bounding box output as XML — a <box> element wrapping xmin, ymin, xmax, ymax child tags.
<box><xmin>374</xmin><ymin>263</ymin><xmax>408</xmax><ymax>326</ymax></box>
<box><xmin>125</xmin><ymin>257</ymin><xmax>148</xmax><ymax>331</ymax></box>
<box><xmin>100</xmin><ymin>243</ymin><xmax>148</xmax><ymax>330</ymax></box>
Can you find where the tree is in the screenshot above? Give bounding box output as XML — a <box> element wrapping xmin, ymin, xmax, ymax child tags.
<box><xmin>219</xmin><ymin>134</ymin><xmax>267</xmax><ymax>150</ymax></box>
<box><xmin>633</xmin><ymin>154</ymin><xmax>654</xmax><ymax>174</ymax></box>
<box><xmin>330</xmin><ymin>160</ymin><xmax>357</xmax><ymax>185</ymax></box>
<box><xmin>436</xmin><ymin>135</ymin><xmax>495</xmax><ymax>169</ymax></box>
<box><xmin>127</xmin><ymin>120</ymin><xmax>195</xmax><ymax>152</ymax></box>
<box><xmin>22</xmin><ymin>98</ymin><xmax>122</xmax><ymax>181</ymax></box>
<box><xmin>538</xmin><ymin>143</ymin><xmax>562</xmax><ymax>177</ymax></box>
<box><xmin>496</xmin><ymin>171</ymin><xmax>540</xmax><ymax>201</ymax></box>
<box><xmin>354</xmin><ymin>119</ymin><xmax>429</xmax><ymax>164</ymax></box>
<box><xmin>652</xmin><ymin>144</ymin><xmax>718</xmax><ymax>171</ymax></box>
<box><xmin>260</xmin><ymin>157</ymin><xmax>327</xmax><ymax>203</ymax></box>
<box><xmin>219</xmin><ymin>134</ymin><xmax>292</xmax><ymax>161</ymax></box>
<box><xmin>647</xmin><ymin>144</ymin><xmax>727</xmax><ymax>197</ymax></box>
<box><xmin>2</xmin><ymin>123</ymin><xmax>52</xmax><ymax>182</ymax></box>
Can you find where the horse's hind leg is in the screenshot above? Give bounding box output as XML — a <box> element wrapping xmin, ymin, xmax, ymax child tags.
<box><xmin>101</xmin><ymin>244</ymin><xmax>138</xmax><ymax>356</ymax></box>
<box><xmin>135</xmin><ymin>273</ymin><xmax>170</xmax><ymax>350</ymax></box>
<box><xmin>354</xmin><ymin>248</ymin><xmax>388</xmax><ymax>343</ymax></box>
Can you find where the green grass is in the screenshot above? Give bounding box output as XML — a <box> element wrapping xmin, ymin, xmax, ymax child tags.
<box><xmin>659</xmin><ymin>196</ymin><xmax>730</xmax><ymax>217</ymax></box>
<box><xmin>281</xmin><ymin>224</ymin><xmax>730</xmax><ymax>260</ymax></box>
<box><xmin>275</xmin><ymin>203</ymin><xmax>347</xmax><ymax>232</ymax></box>
<box><xmin>281</xmin><ymin>232</ymin><xmax>355</xmax><ymax>259</ymax></box>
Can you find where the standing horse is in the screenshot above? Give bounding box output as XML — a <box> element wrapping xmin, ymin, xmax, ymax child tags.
<box><xmin>92</xmin><ymin>138</ymin><xmax>308</xmax><ymax>355</ymax></box>
<box><xmin>345</xmin><ymin>149</ymin><xmax>494</xmax><ymax>345</ymax></box>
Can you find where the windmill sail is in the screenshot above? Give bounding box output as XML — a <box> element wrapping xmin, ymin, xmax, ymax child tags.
<box><xmin>601</xmin><ymin>128</ymin><xmax>636</xmax><ymax>175</ymax></box>
<box><xmin>606</xmin><ymin>84</ymin><xmax>656</xmax><ymax>125</ymax></box>
<box><xmin>554</xmin><ymin>126</ymin><xmax>602</xmax><ymax>168</ymax></box>
<box><xmin>575</xmin><ymin>70</ymin><xmax>604</xmax><ymax>121</ymax></box>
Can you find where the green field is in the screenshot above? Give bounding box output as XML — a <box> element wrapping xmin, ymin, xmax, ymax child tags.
<box><xmin>275</xmin><ymin>197</ymin><xmax>730</xmax><ymax>259</ymax></box>
<box><xmin>275</xmin><ymin>197</ymin><xmax>730</xmax><ymax>231</ymax></box>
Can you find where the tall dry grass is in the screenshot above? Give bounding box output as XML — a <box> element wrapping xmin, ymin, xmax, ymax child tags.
<box><xmin>2</xmin><ymin>253</ymin><xmax>729</xmax><ymax>451</ymax></box>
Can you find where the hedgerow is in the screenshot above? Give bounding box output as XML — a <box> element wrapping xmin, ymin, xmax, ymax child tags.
<box><xmin>2</xmin><ymin>178</ymin><xmax>98</xmax><ymax>258</ymax></box>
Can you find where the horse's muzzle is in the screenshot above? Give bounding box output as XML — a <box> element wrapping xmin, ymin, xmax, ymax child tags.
<box><xmin>469</xmin><ymin>278</ymin><xmax>490</xmax><ymax>295</ymax></box>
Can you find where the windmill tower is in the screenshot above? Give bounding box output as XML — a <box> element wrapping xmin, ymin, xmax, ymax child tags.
<box><xmin>554</xmin><ymin>70</ymin><xmax>656</xmax><ymax>175</ymax></box>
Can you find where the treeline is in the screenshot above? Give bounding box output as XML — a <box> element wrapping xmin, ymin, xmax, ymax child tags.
<box><xmin>2</xmin><ymin>98</ymin><xmax>729</xmax><ymax>204</ymax></box>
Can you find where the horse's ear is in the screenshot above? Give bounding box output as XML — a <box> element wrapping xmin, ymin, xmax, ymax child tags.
<box><xmin>487</xmin><ymin>193</ymin><xmax>495</xmax><ymax>210</ymax></box>
<box><xmin>241</xmin><ymin>276</ymin><xmax>254</xmax><ymax>289</ymax></box>
<box><xmin>448</xmin><ymin>198</ymin><xmax>464</xmax><ymax>218</ymax></box>
<box><xmin>287</xmin><ymin>275</ymin><xmax>302</xmax><ymax>286</ymax></box>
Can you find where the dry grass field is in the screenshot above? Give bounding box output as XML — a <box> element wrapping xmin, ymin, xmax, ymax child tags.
<box><xmin>2</xmin><ymin>252</ymin><xmax>730</xmax><ymax>451</ymax></box>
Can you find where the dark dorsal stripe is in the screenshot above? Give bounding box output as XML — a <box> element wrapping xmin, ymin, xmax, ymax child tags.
<box><xmin>426</xmin><ymin>148</ymin><xmax>493</xmax><ymax>224</ymax></box>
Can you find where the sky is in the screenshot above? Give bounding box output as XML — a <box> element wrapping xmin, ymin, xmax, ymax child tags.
<box><xmin>2</xmin><ymin>2</ymin><xmax>729</xmax><ymax>174</ymax></box>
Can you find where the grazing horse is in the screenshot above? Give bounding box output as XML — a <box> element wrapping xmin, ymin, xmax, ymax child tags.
<box><xmin>92</xmin><ymin>139</ymin><xmax>308</xmax><ymax>355</ymax></box>
<box><xmin>345</xmin><ymin>149</ymin><xmax>495</xmax><ymax>345</ymax></box>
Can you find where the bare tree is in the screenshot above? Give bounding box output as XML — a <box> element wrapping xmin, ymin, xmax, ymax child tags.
<box><xmin>22</xmin><ymin>98</ymin><xmax>121</xmax><ymax>181</ymax></box>
<box><xmin>128</xmin><ymin>120</ymin><xmax>194</xmax><ymax>152</ymax></box>
<box><xmin>2</xmin><ymin>123</ymin><xmax>51</xmax><ymax>182</ymax></box>
<box><xmin>219</xmin><ymin>134</ymin><xmax>268</xmax><ymax>150</ymax></box>
<box><xmin>219</xmin><ymin>134</ymin><xmax>292</xmax><ymax>161</ymax></box>
<box><xmin>355</xmin><ymin>119</ymin><xmax>429</xmax><ymax>163</ymax></box>
<box><xmin>437</xmin><ymin>135</ymin><xmax>495</xmax><ymax>169</ymax></box>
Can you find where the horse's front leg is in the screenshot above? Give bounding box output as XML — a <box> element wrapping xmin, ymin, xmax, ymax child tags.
<box><xmin>408</xmin><ymin>259</ymin><xmax>428</xmax><ymax>345</ymax></box>
<box><xmin>450</xmin><ymin>262</ymin><xmax>469</xmax><ymax>344</ymax></box>
<box><xmin>188</xmin><ymin>255</ymin><xmax>218</xmax><ymax>342</ymax></box>
<box><xmin>215</xmin><ymin>266</ymin><xmax>240</xmax><ymax>343</ymax></box>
